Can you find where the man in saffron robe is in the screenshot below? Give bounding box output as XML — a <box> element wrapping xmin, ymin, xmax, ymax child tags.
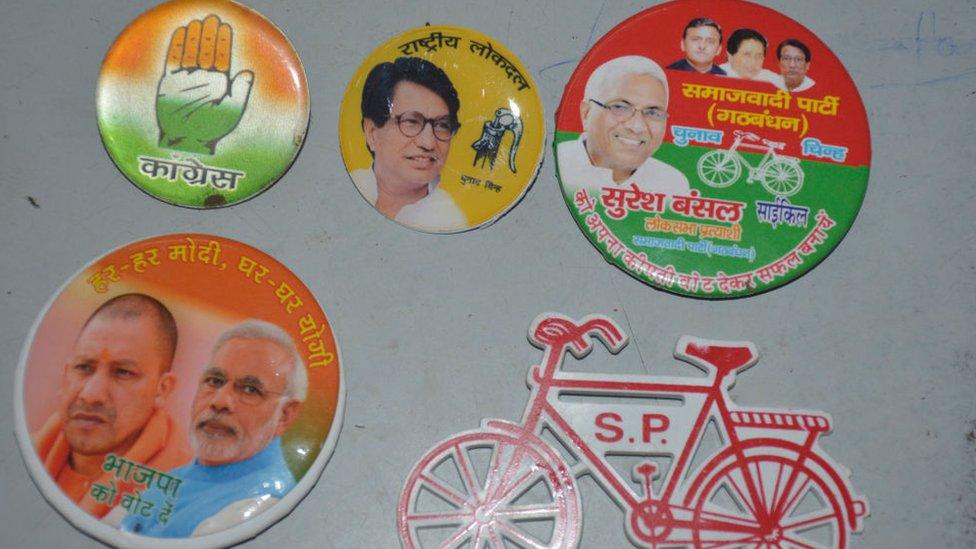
<box><xmin>121</xmin><ymin>320</ymin><xmax>307</xmax><ymax>538</ymax></box>
<box><xmin>32</xmin><ymin>293</ymin><xmax>189</xmax><ymax>518</ymax></box>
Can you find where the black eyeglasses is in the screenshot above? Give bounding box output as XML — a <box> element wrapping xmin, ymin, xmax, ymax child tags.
<box><xmin>394</xmin><ymin>111</ymin><xmax>458</xmax><ymax>142</ymax></box>
<box><xmin>588</xmin><ymin>99</ymin><xmax>668</xmax><ymax>123</ymax></box>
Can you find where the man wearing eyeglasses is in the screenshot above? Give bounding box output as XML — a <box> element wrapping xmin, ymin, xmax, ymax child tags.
<box><xmin>120</xmin><ymin>320</ymin><xmax>307</xmax><ymax>538</ymax></box>
<box><xmin>31</xmin><ymin>293</ymin><xmax>189</xmax><ymax>519</ymax></box>
<box><xmin>773</xmin><ymin>39</ymin><xmax>815</xmax><ymax>92</ymax></box>
<box><xmin>352</xmin><ymin>56</ymin><xmax>467</xmax><ymax>232</ymax></box>
<box><xmin>558</xmin><ymin>55</ymin><xmax>689</xmax><ymax>197</ymax></box>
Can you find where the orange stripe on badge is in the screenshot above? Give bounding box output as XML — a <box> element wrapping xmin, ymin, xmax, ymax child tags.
<box><xmin>214</xmin><ymin>22</ymin><xmax>232</xmax><ymax>72</ymax></box>
<box><xmin>197</xmin><ymin>15</ymin><xmax>219</xmax><ymax>70</ymax></box>
<box><xmin>235</xmin><ymin>7</ymin><xmax>307</xmax><ymax>106</ymax></box>
<box><xmin>102</xmin><ymin>0</ymin><xmax>307</xmax><ymax>108</ymax></box>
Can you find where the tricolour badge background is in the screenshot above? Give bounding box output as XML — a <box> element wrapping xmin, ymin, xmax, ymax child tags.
<box><xmin>97</xmin><ymin>0</ymin><xmax>309</xmax><ymax>208</ymax></box>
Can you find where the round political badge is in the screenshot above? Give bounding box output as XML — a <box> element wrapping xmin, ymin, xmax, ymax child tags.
<box><xmin>339</xmin><ymin>25</ymin><xmax>544</xmax><ymax>233</ymax></box>
<box><xmin>97</xmin><ymin>1</ymin><xmax>309</xmax><ymax>208</ymax></box>
<box><xmin>554</xmin><ymin>0</ymin><xmax>870</xmax><ymax>297</ymax></box>
<box><xmin>14</xmin><ymin>234</ymin><xmax>343</xmax><ymax>547</ymax></box>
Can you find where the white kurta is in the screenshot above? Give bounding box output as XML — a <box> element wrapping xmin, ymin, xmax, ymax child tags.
<box><xmin>351</xmin><ymin>168</ymin><xmax>468</xmax><ymax>233</ymax></box>
<box><xmin>556</xmin><ymin>136</ymin><xmax>690</xmax><ymax>197</ymax></box>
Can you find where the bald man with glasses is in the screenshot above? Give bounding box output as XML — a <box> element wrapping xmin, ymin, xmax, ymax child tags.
<box><xmin>558</xmin><ymin>55</ymin><xmax>689</xmax><ymax>197</ymax></box>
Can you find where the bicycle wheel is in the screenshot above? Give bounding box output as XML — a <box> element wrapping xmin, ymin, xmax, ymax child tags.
<box><xmin>398</xmin><ymin>428</ymin><xmax>580</xmax><ymax>549</ymax></box>
<box><xmin>692</xmin><ymin>454</ymin><xmax>847</xmax><ymax>548</ymax></box>
<box><xmin>697</xmin><ymin>150</ymin><xmax>741</xmax><ymax>188</ymax></box>
<box><xmin>760</xmin><ymin>159</ymin><xmax>804</xmax><ymax>197</ymax></box>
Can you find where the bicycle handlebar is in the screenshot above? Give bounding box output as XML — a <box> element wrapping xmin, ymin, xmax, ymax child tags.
<box><xmin>530</xmin><ymin>314</ymin><xmax>627</xmax><ymax>358</ymax></box>
<box><xmin>733</xmin><ymin>130</ymin><xmax>760</xmax><ymax>141</ymax></box>
<box><xmin>733</xmin><ymin>130</ymin><xmax>785</xmax><ymax>151</ymax></box>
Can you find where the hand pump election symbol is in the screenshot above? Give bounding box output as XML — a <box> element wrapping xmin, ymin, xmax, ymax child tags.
<box><xmin>98</xmin><ymin>0</ymin><xmax>310</xmax><ymax>208</ymax></box>
<box><xmin>397</xmin><ymin>313</ymin><xmax>869</xmax><ymax>548</ymax></box>
<box><xmin>554</xmin><ymin>0</ymin><xmax>871</xmax><ymax>297</ymax></box>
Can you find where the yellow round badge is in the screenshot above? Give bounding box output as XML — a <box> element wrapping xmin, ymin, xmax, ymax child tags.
<box><xmin>339</xmin><ymin>26</ymin><xmax>544</xmax><ymax>233</ymax></box>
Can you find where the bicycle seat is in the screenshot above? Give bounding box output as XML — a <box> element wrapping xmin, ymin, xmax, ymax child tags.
<box><xmin>675</xmin><ymin>336</ymin><xmax>758</xmax><ymax>377</ymax></box>
<box><xmin>761</xmin><ymin>138</ymin><xmax>785</xmax><ymax>150</ymax></box>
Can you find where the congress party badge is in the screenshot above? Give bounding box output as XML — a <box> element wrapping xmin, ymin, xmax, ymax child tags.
<box><xmin>554</xmin><ymin>0</ymin><xmax>870</xmax><ymax>297</ymax></box>
<box><xmin>339</xmin><ymin>25</ymin><xmax>544</xmax><ymax>233</ymax></box>
<box><xmin>97</xmin><ymin>1</ymin><xmax>309</xmax><ymax>208</ymax></box>
<box><xmin>14</xmin><ymin>234</ymin><xmax>343</xmax><ymax>547</ymax></box>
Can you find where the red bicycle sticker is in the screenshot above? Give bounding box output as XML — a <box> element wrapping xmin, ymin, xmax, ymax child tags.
<box><xmin>397</xmin><ymin>313</ymin><xmax>869</xmax><ymax>547</ymax></box>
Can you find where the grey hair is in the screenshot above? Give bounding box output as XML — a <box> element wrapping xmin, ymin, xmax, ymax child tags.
<box><xmin>584</xmin><ymin>55</ymin><xmax>670</xmax><ymax>106</ymax></box>
<box><xmin>212</xmin><ymin>320</ymin><xmax>308</xmax><ymax>402</ymax></box>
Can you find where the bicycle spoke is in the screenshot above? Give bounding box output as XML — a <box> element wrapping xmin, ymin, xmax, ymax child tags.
<box><xmin>752</xmin><ymin>460</ymin><xmax>770</xmax><ymax>515</ymax></box>
<box><xmin>776</xmin><ymin>476</ymin><xmax>812</xmax><ymax>521</ymax></box>
<box><xmin>438</xmin><ymin>521</ymin><xmax>477</xmax><ymax>549</ymax></box>
<box><xmin>470</xmin><ymin>524</ymin><xmax>486</xmax><ymax>549</ymax></box>
<box><xmin>696</xmin><ymin>506</ymin><xmax>763</xmax><ymax>529</ymax></box>
<box><xmin>484</xmin><ymin>439</ymin><xmax>505</xmax><ymax>492</ymax></box>
<box><xmin>492</xmin><ymin>502</ymin><xmax>561</xmax><ymax>520</ymax></box>
<box><xmin>404</xmin><ymin>511</ymin><xmax>472</xmax><ymax>528</ymax></box>
<box><xmin>781</xmin><ymin>509</ymin><xmax>840</xmax><ymax>532</ymax></box>
<box><xmin>486</xmin><ymin>444</ymin><xmax>524</xmax><ymax>503</ymax></box>
<box><xmin>780</xmin><ymin>534</ymin><xmax>820</xmax><ymax>549</ymax></box>
<box><xmin>454</xmin><ymin>444</ymin><xmax>481</xmax><ymax>499</ymax></box>
<box><xmin>494</xmin><ymin>519</ymin><xmax>548</xmax><ymax>549</ymax></box>
<box><xmin>725</xmin><ymin>467</ymin><xmax>760</xmax><ymax>520</ymax></box>
<box><xmin>491</xmin><ymin>466</ymin><xmax>539</xmax><ymax>508</ymax></box>
<box><xmin>420</xmin><ymin>473</ymin><xmax>472</xmax><ymax>509</ymax></box>
<box><xmin>487</xmin><ymin>525</ymin><xmax>505</xmax><ymax>549</ymax></box>
<box><xmin>699</xmin><ymin>534</ymin><xmax>764</xmax><ymax>548</ymax></box>
<box><xmin>770</xmin><ymin>462</ymin><xmax>788</xmax><ymax>517</ymax></box>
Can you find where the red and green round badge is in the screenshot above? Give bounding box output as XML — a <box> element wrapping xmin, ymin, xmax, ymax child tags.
<box><xmin>555</xmin><ymin>0</ymin><xmax>870</xmax><ymax>297</ymax></box>
<box><xmin>97</xmin><ymin>0</ymin><xmax>309</xmax><ymax>208</ymax></box>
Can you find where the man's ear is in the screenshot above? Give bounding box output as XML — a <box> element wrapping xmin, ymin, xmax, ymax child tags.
<box><xmin>154</xmin><ymin>371</ymin><xmax>175</xmax><ymax>409</ymax></box>
<box><xmin>579</xmin><ymin>100</ymin><xmax>591</xmax><ymax>128</ymax></box>
<box><xmin>363</xmin><ymin>119</ymin><xmax>378</xmax><ymax>153</ymax></box>
<box><xmin>679</xmin><ymin>39</ymin><xmax>686</xmax><ymax>54</ymax></box>
<box><xmin>275</xmin><ymin>400</ymin><xmax>302</xmax><ymax>436</ymax></box>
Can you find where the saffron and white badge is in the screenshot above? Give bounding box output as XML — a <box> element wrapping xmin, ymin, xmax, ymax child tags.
<box><xmin>554</xmin><ymin>0</ymin><xmax>870</xmax><ymax>297</ymax></box>
<box><xmin>339</xmin><ymin>25</ymin><xmax>544</xmax><ymax>233</ymax></box>
<box><xmin>14</xmin><ymin>234</ymin><xmax>343</xmax><ymax>548</ymax></box>
<box><xmin>97</xmin><ymin>0</ymin><xmax>309</xmax><ymax>208</ymax></box>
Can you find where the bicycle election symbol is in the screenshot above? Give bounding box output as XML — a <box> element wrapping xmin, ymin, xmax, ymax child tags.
<box><xmin>698</xmin><ymin>131</ymin><xmax>805</xmax><ymax>198</ymax></box>
<box><xmin>398</xmin><ymin>313</ymin><xmax>868</xmax><ymax>548</ymax></box>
